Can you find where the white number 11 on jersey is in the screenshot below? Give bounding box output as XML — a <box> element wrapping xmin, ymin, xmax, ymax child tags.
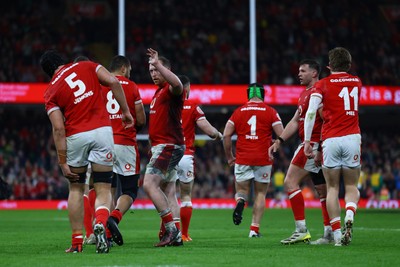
<box><xmin>339</xmin><ymin>86</ymin><xmax>359</xmax><ymax>112</ymax></box>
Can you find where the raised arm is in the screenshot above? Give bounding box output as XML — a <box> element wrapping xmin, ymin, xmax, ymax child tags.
<box><xmin>147</xmin><ymin>48</ymin><xmax>183</xmax><ymax>95</ymax></box>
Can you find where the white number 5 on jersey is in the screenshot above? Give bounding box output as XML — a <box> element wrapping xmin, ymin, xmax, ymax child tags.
<box><xmin>64</xmin><ymin>73</ymin><xmax>86</xmax><ymax>97</ymax></box>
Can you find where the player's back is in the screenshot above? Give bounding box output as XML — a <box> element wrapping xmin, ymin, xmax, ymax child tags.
<box><xmin>44</xmin><ymin>61</ymin><xmax>110</xmax><ymax>136</ymax></box>
<box><xmin>104</xmin><ymin>75</ymin><xmax>141</xmax><ymax>145</ymax></box>
<box><xmin>313</xmin><ymin>73</ymin><xmax>361</xmax><ymax>139</ymax></box>
<box><xmin>229</xmin><ymin>101</ymin><xmax>282</xmax><ymax>165</ymax></box>
<box><xmin>182</xmin><ymin>99</ymin><xmax>204</xmax><ymax>155</ymax></box>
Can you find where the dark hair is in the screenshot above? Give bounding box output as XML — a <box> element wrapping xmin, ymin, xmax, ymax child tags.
<box><xmin>39</xmin><ymin>50</ymin><xmax>67</xmax><ymax>78</ymax></box>
<box><xmin>247</xmin><ymin>82</ymin><xmax>265</xmax><ymax>100</ymax></box>
<box><xmin>158</xmin><ymin>56</ymin><xmax>171</xmax><ymax>69</ymax></box>
<box><xmin>328</xmin><ymin>47</ymin><xmax>352</xmax><ymax>72</ymax></box>
<box><xmin>299</xmin><ymin>59</ymin><xmax>321</xmax><ymax>75</ymax></box>
<box><xmin>178</xmin><ymin>75</ymin><xmax>190</xmax><ymax>87</ymax></box>
<box><xmin>73</xmin><ymin>55</ymin><xmax>90</xmax><ymax>63</ymax></box>
<box><xmin>109</xmin><ymin>55</ymin><xmax>131</xmax><ymax>72</ymax></box>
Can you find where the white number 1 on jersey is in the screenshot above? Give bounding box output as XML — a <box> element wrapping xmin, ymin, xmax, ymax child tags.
<box><xmin>247</xmin><ymin>115</ymin><xmax>257</xmax><ymax>135</ymax></box>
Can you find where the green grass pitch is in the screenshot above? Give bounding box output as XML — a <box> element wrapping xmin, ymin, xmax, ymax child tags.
<box><xmin>0</xmin><ymin>208</ymin><xmax>399</xmax><ymax>267</ymax></box>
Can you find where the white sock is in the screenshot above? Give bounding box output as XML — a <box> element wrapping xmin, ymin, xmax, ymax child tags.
<box><xmin>295</xmin><ymin>220</ymin><xmax>307</xmax><ymax>232</ymax></box>
<box><xmin>333</xmin><ymin>229</ymin><xmax>342</xmax><ymax>242</ymax></box>
<box><xmin>345</xmin><ymin>202</ymin><xmax>357</xmax><ymax>222</ymax></box>
<box><xmin>324</xmin><ymin>225</ymin><xmax>332</xmax><ymax>237</ymax></box>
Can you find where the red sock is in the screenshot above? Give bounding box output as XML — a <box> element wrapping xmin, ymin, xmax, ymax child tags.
<box><xmin>110</xmin><ymin>209</ymin><xmax>123</xmax><ymax>223</ymax></box>
<box><xmin>72</xmin><ymin>233</ymin><xmax>83</xmax><ymax>246</ymax></box>
<box><xmin>174</xmin><ymin>218</ymin><xmax>180</xmax><ymax>230</ymax></box>
<box><xmin>88</xmin><ymin>189</ymin><xmax>96</xmax><ymax>210</ymax></box>
<box><xmin>330</xmin><ymin>217</ymin><xmax>341</xmax><ymax>231</ymax></box>
<box><xmin>180</xmin><ymin>206</ymin><xmax>193</xmax><ymax>236</ymax></box>
<box><xmin>83</xmin><ymin>195</ymin><xmax>94</xmax><ymax>237</ymax></box>
<box><xmin>160</xmin><ymin>210</ymin><xmax>175</xmax><ymax>232</ymax></box>
<box><xmin>95</xmin><ymin>207</ymin><xmax>109</xmax><ymax>226</ymax></box>
<box><xmin>250</xmin><ymin>224</ymin><xmax>259</xmax><ymax>233</ymax></box>
<box><xmin>288</xmin><ymin>189</ymin><xmax>305</xmax><ymax>220</ymax></box>
<box><xmin>161</xmin><ymin>211</ymin><xmax>174</xmax><ymax>225</ymax></box>
<box><xmin>159</xmin><ymin>220</ymin><xmax>166</xmax><ymax>240</ymax></box>
<box><xmin>320</xmin><ymin>198</ymin><xmax>330</xmax><ymax>226</ymax></box>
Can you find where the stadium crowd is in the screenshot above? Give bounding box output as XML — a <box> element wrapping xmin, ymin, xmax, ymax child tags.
<box><xmin>1</xmin><ymin>107</ymin><xmax>399</xmax><ymax>201</ymax></box>
<box><xmin>0</xmin><ymin>0</ymin><xmax>399</xmax><ymax>85</ymax></box>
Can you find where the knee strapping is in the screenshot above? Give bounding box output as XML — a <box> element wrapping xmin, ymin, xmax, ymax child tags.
<box><xmin>70</xmin><ymin>172</ymin><xmax>87</xmax><ymax>184</ymax></box>
<box><xmin>120</xmin><ymin>174</ymin><xmax>140</xmax><ymax>200</ymax></box>
<box><xmin>92</xmin><ymin>171</ymin><xmax>113</xmax><ymax>183</ymax></box>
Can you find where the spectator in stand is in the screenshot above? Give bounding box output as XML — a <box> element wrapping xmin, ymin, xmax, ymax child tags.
<box><xmin>1</xmin><ymin>1</ymin><xmax>400</xmax><ymax>86</ymax></box>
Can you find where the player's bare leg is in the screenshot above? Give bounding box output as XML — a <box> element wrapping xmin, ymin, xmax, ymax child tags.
<box><xmin>233</xmin><ymin>180</ymin><xmax>250</xmax><ymax>225</ymax></box>
<box><xmin>162</xmin><ymin>180</ymin><xmax>182</xmax><ymax>245</ymax></box>
<box><xmin>323</xmin><ymin>167</ymin><xmax>342</xmax><ymax>246</ymax></box>
<box><xmin>341</xmin><ymin>167</ymin><xmax>360</xmax><ymax>245</ymax></box>
<box><xmin>310</xmin><ymin>183</ymin><xmax>333</xmax><ymax>244</ymax></box>
<box><xmin>107</xmin><ymin>174</ymin><xmax>140</xmax><ymax>246</ymax></box>
<box><xmin>144</xmin><ymin>173</ymin><xmax>181</xmax><ymax>247</ymax></box>
<box><xmin>65</xmin><ymin>182</ymin><xmax>85</xmax><ymax>252</ymax></box>
<box><xmin>281</xmin><ymin>164</ymin><xmax>311</xmax><ymax>244</ymax></box>
<box><xmin>91</xmin><ymin>164</ymin><xmax>113</xmax><ymax>253</ymax></box>
<box><xmin>249</xmin><ymin>181</ymin><xmax>269</xmax><ymax>237</ymax></box>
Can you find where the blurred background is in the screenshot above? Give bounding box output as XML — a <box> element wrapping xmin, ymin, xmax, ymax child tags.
<box><xmin>0</xmin><ymin>0</ymin><xmax>399</xmax><ymax>202</ymax></box>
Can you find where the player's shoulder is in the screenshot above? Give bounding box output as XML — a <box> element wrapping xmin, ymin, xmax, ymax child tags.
<box><xmin>74</xmin><ymin>60</ymin><xmax>100</xmax><ymax>71</ymax></box>
<box><xmin>117</xmin><ymin>75</ymin><xmax>139</xmax><ymax>89</ymax></box>
<box><xmin>116</xmin><ymin>75</ymin><xmax>130</xmax><ymax>84</ymax></box>
<box><xmin>183</xmin><ymin>99</ymin><xmax>199</xmax><ymax>108</ymax></box>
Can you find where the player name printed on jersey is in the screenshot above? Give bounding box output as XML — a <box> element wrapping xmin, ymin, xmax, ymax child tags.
<box><xmin>245</xmin><ymin>135</ymin><xmax>259</xmax><ymax>140</ymax></box>
<box><xmin>240</xmin><ymin>106</ymin><xmax>267</xmax><ymax>111</ymax></box>
<box><xmin>74</xmin><ymin>90</ymin><xmax>93</xmax><ymax>104</ymax></box>
<box><xmin>109</xmin><ymin>114</ymin><xmax>122</xmax><ymax>119</ymax></box>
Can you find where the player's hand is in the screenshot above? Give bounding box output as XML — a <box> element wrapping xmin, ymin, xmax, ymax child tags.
<box><xmin>304</xmin><ymin>141</ymin><xmax>314</xmax><ymax>159</ymax></box>
<box><xmin>59</xmin><ymin>164</ymin><xmax>80</xmax><ymax>182</ymax></box>
<box><xmin>314</xmin><ymin>150</ymin><xmax>322</xmax><ymax>167</ymax></box>
<box><xmin>213</xmin><ymin>131</ymin><xmax>223</xmax><ymax>141</ymax></box>
<box><xmin>147</xmin><ymin>48</ymin><xmax>159</xmax><ymax>66</ymax></box>
<box><xmin>122</xmin><ymin>112</ymin><xmax>134</xmax><ymax>129</ymax></box>
<box><xmin>268</xmin><ymin>143</ymin><xmax>280</xmax><ymax>160</ymax></box>
<box><xmin>227</xmin><ymin>157</ymin><xmax>236</xmax><ymax>167</ymax></box>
